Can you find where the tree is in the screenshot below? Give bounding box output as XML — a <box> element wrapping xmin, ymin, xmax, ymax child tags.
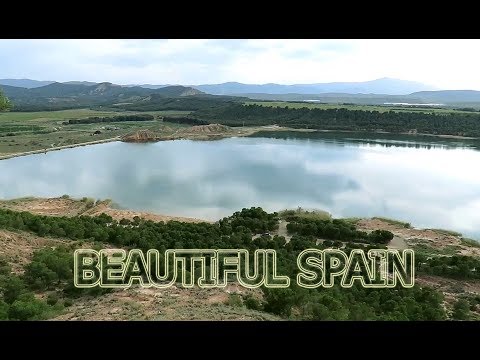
<box><xmin>0</xmin><ymin>89</ymin><xmax>11</xmax><ymax>111</ymax></box>
<box><xmin>8</xmin><ymin>293</ymin><xmax>49</xmax><ymax>320</ymax></box>
<box><xmin>0</xmin><ymin>274</ymin><xmax>26</xmax><ymax>304</ymax></box>
<box><xmin>0</xmin><ymin>256</ymin><xmax>11</xmax><ymax>275</ymax></box>
<box><xmin>0</xmin><ymin>300</ymin><xmax>9</xmax><ymax>320</ymax></box>
<box><xmin>452</xmin><ymin>299</ymin><xmax>471</xmax><ymax>320</ymax></box>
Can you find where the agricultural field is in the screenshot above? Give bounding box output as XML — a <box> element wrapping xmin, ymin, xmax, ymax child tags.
<box><xmin>244</xmin><ymin>101</ymin><xmax>476</xmax><ymax>115</ymax></box>
<box><xmin>0</xmin><ymin>109</ymin><xmax>191</xmax><ymax>155</ymax></box>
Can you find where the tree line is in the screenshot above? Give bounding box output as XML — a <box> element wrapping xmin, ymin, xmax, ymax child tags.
<box><xmin>190</xmin><ymin>104</ymin><xmax>480</xmax><ymax>137</ymax></box>
<box><xmin>285</xmin><ymin>217</ymin><xmax>393</xmax><ymax>244</ymax></box>
<box><xmin>62</xmin><ymin>114</ymin><xmax>155</xmax><ymax>125</ymax></box>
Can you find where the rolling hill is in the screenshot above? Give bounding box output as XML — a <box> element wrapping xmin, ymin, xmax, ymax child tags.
<box><xmin>0</xmin><ymin>82</ymin><xmax>206</xmax><ymax>110</ymax></box>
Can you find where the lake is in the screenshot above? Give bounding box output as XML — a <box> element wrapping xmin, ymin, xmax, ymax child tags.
<box><xmin>1</xmin><ymin>131</ymin><xmax>479</xmax><ymax>239</ymax></box>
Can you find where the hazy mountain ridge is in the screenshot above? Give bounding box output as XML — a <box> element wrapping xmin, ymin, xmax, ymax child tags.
<box><xmin>1</xmin><ymin>77</ymin><xmax>435</xmax><ymax>95</ymax></box>
<box><xmin>189</xmin><ymin>78</ymin><xmax>436</xmax><ymax>96</ymax></box>
<box><xmin>0</xmin><ymin>79</ymin><xmax>55</xmax><ymax>88</ymax></box>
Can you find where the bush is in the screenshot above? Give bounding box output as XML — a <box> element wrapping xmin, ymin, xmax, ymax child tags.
<box><xmin>0</xmin><ymin>256</ymin><xmax>11</xmax><ymax>275</ymax></box>
<box><xmin>8</xmin><ymin>293</ymin><xmax>49</xmax><ymax>320</ymax></box>
<box><xmin>0</xmin><ymin>300</ymin><xmax>9</xmax><ymax>320</ymax></box>
<box><xmin>227</xmin><ymin>294</ymin><xmax>243</xmax><ymax>307</ymax></box>
<box><xmin>64</xmin><ymin>298</ymin><xmax>74</xmax><ymax>307</ymax></box>
<box><xmin>47</xmin><ymin>292</ymin><xmax>59</xmax><ymax>306</ymax></box>
<box><xmin>368</xmin><ymin>230</ymin><xmax>394</xmax><ymax>244</ymax></box>
<box><xmin>0</xmin><ymin>274</ymin><xmax>26</xmax><ymax>304</ymax></box>
<box><xmin>244</xmin><ymin>294</ymin><xmax>262</xmax><ymax>311</ymax></box>
<box><xmin>452</xmin><ymin>299</ymin><xmax>471</xmax><ymax>320</ymax></box>
<box><xmin>24</xmin><ymin>247</ymin><xmax>73</xmax><ymax>290</ymax></box>
<box><xmin>323</xmin><ymin>240</ymin><xmax>333</xmax><ymax>247</ymax></box>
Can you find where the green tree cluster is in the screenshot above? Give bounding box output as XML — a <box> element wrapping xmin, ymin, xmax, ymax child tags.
<box><xmin>0</xmin><ymin>89</ymin><xmax>12</xmax><ymax>111</ymax></box>
<box><xmin>192</xmin><ymin>104</ymin><xmax>480</xmax><ymax>137</ymax></box>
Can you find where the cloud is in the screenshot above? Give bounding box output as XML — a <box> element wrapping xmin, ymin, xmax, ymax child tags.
<box><xmin>1</xmin><ymin>39</ymin><xmax>480</xmax><ymax>88</ymax></box>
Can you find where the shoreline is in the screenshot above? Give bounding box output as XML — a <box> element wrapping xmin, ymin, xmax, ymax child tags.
<box><xmin>0</xmin><ymin>126</ymin><xmax>477</xmax><ymax>161</ymax></box>
<box><xmin>1</xmin><ymin>195</ymin><xmax>478</xmax><ymax>243</ymax></box>
<box><xmin>0</xmin><ymin>137</ymin><xmax>120</xmax><ymax>161</ymax></box>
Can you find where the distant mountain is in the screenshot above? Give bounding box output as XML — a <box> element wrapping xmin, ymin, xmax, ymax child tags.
<box><xmin>409</xmin><ymin>90</ymin><xmax>480</xmax><ymax>104</ymax></box>
<box><xmin>63</xmin><ymin>81</ymin><xmax>98</xmax><ymax>86</ymax></box>
<box><xmin>192</xmin><ymin>78</ymin><xmax>436</xmax><ymax>96</ymax></box>
<box><xmin>0</xmin><ymin>79</ymin><xmax>55</xmax><ymax>88</ymax></box>
<box><xmin>236</xmin><ymin>92</ymin><xmax>421</xmax><ymax>104</ymax></box>
<box><xmin>135</xmin><ymin>84</ymin><xmax>170</xmax><ymax>89</ymax></box>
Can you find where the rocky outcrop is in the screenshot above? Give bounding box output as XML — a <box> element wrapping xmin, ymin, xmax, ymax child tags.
<box><xmin>121</xmin><ymin>130</ymin><xmax>159</xmax><ymax>142</ymax></box>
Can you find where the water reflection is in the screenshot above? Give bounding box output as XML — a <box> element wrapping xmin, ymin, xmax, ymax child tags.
<box><xmin>0</xmin><ymin>134</ymin><xmax>479</xmax><ymax>239</ymax></box>
<box><xmin>250</xmin><ymin>131</ymin><xmax>480</xmax><ymax>150</ymax></box>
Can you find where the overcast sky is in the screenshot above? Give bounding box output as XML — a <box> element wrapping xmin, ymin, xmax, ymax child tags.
<box><xmin>1</xmin><ymin>39</ymin><xmax>479</xmax><ymax>89</ymax></box>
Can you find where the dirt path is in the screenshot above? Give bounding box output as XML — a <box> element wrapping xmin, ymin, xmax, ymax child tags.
<box><xmin>388</xmin><ymin>235</ymin><xmax>408</xmax><ymax>250</ymax></box>
<box><xmin>276</xmin><ymin>220</ymin><xmax>292</xmax><ymax>243</ymax></box>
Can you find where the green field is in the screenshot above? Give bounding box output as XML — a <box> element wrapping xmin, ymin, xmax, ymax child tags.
<box><xmin>244</xmin><ymin>101</ymin><xmax>474</xmax><ymax>115</ymax></box>
<box><xmin>0</xmin><ymin>109</ymin><xmax>191</xmax><ymax>155</ymax></box>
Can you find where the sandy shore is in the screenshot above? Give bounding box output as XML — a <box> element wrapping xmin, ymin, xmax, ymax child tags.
<box><xmin>0</xmin><ymin>196</ymin><xmax>209</xmax><ymax>224</ymax></box>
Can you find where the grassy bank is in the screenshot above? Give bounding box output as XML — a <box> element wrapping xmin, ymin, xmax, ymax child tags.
<box><xmin>0</xmin><ymin>109</ymin><xmax>191</xmax><ymax>155</ymax></box>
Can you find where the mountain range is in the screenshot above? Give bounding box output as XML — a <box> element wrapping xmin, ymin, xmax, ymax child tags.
<box><xmin>3</xmin><ymin>78</ymin><xmax>480</xmax><ymax>108</ymax></box>
<box><xmin>0</xmin><ymin>81</ymin><xmax>211</xmax><ymax>111</ymax></box>
<box><xmin>189</xmin><ymin>78</ymin><xmax>436</xmax><ymax>96</ymax></box>
<box><xmin>1</xmin><ymin>77</ymin><xmax>435</xmax><ymax>95</ymax></box>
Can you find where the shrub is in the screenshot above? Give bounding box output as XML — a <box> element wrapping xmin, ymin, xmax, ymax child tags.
<box><xmin>227</xmin><ymin>294</ymin><xmax>243</xmax><ymax>307</ymax></box>
<box><xmin>8</xmin><ymin>293</ymin><xmax>49</xmax><ymax>320</ymax></box>
<box><xmin>47</xmin><ymin>292</ymin><xmax>59</xmax><ymax>306</ymax></box>
<box><xmin>244</xmin><ymin>294</ymin><xmax>262</xmax><ymax>311</ymax></box>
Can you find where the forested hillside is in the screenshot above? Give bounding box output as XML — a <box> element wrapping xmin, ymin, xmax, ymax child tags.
<box><xmin>1</xmin><ymin>206</ymin><xmax>469</xmax><ymax>320</ymax></box>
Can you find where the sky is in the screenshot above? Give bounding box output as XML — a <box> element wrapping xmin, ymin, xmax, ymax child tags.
<box><xmin>1</xmin><ymin>39</ymin><xmax>480</xmax><ymax>89</ymax></box>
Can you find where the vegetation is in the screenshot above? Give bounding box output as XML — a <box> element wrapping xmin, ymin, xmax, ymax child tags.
<box><xmin>191</xmin><ymin>103</ymin><xmax>480</xmax><ymax>137</ymax></box>
<box><xmin>62</xmin><ymin>114</ymin><xmax>155</xmax><ymax>125</ymax></box>
<box><xmin>412</xmin><ymin>243</ymin><xmax>461</xmax><ymax>256</ymax></box>
<box><xmin>285</xmin><ymin>217</ymin><xmax>393</xmax><ymax>244</ymax></box>
<box><xmin>452</xmin><ymin>299</ymin><xmax>471</xmax><ymax>320</ymax></box>
<box><xmin>416</xmin><ymin>254</ymin><xmax>480</xmax><ymax>279</ymax></box>
<box><xmin>372</xmin><ymin>217</ymin><xmax>411</xmax><ymax>228</ymax></box>
<box><xmin>0</xmin><ymin>89</ymin><xmax>12</xmax><ymax>111</ymax></box>
<box><xmin>1</xmin><ymin>83</ymin><xmax>207</xmax><ymax>111</ymax></box>
<box><xmin>279</xmin><ymin>208</ymin><xmax>332</xmax><ymax>221</ymax></box>
<box><xmin>245</xmin><ymin>101</ymin><xmax>478</xmax><ymax>115</ymax></box>
<box><xmin>118</xmin><ymin>95</ymin><xmax>241</xmax><ymax>112</ymax></box>
<box><xmin>162</xmin><ymin>116</ymin><xmax>209</xmax><ymax>126</ymax></box>
<box><xmin>0</xmin><ymin>257</ymin><xmax>63</xmax><ymax>320</ymax></box>
<box><xmin>0</xmin><ymin>206</ymin><xmax>452</xmax><ymax>320</ymax></box>
<box><xmin>461</xmin><ymin>238</ymin><xmax>480</xmax><ymax>248</ymax></box>
<box><xmin>0</xmin><ymin>109</ymin><xmax>189</xmax><ymax>155</ymax></box>
<box><xmin>428</xmin><ymin>228</ymin><xmax>463</xmax><ymax>237</ymax></box>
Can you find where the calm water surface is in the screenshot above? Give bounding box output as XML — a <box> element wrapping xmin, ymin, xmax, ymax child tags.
<box><xmin>1</xmin><ymin>131</ymin><xmax>479</xmax><ymax>239</ymax></box>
